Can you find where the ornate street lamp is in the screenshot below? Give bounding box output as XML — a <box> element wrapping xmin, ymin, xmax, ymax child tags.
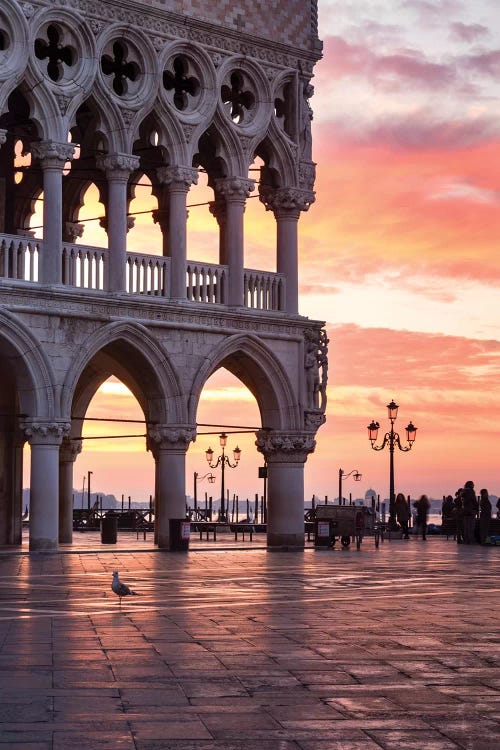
<box><xmin>206</xmin><ymin>432</ymin><xmax>241</xmax><ymax>521</ymax></box>
<box><xmin>338</xmin><ymin>468</ymin><xmax>362</xmax><ymax>504</ymax></box>
<box><xmin>367</xmin><ymin>400</ymin><xmax>417</xmax><ymax>527</ymax></box>
<box><xmin>193</xmin><ymin>471</ymin><xmax>216</xmax><ymax>513</ymax></box>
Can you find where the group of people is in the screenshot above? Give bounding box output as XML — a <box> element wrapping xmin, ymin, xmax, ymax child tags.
<box><xmin>392</xmin><ymin>481</ymin><xmax>495</xmax><ymax>544</ymax></box>
<box><xmin>394</xmin><ymin>493</ymin><xmax>430</xmax><ymax>540</ymax></box>
<box><xmin>442</xmin><ymin>481</ymin><xmax>496</xmax><ymax>545</ymax></box>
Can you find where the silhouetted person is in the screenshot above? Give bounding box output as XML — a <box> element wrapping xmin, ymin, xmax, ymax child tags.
<box><xmin>453</xmin><ymin>491</ymin><xmax>464</xmax><ymax>544</ymax></box>
<box><xmin>462</xmin><ymin>481</ymin><xmax>478</xmax><ymax>544</ymax></box>
<box><xmin>479</xmin><ymin>488</ymin><xmax>492</xmax><ymax>545</ymax></box>
<box><xmin>414</xmin><ymin>495</ymin><xmax>430</xmax><ymax>540</ymax></box>
<box><xmin>442</xmin><ymin>495</ymin><xmax>454</xmax><ymax>520</ymax></box>
<box><xmin>395</xmin><ymin>493</ymin><xmax>410</xmax><ymax>539</ymax></box>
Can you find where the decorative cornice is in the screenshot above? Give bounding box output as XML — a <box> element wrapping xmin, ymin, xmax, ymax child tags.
<box><xmin>255</xmin><ymin>430</ymin><xmax>316</xmax><ymax>463</ymax></box>
<box><xmin>31</xmin><ymin>141</ymin><xmax>75</xmax><ymax>167</ymax></box>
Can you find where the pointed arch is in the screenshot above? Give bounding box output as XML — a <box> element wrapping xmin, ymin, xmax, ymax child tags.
<box><xmin>0</xmin><ymin>309</ymin><xmax>56</xmax><ymax>418</ymax></box>
<box><xmin>188</xmin><ymin>333</ymin><xmax>301</xmax><ymax>431</ymax></box>
<box><xmin>60</xmin><ymin>321</ymin><xmax>185</xmax><ymax>424</ymax></box>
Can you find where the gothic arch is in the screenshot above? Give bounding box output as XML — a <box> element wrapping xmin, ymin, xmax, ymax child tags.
<box><xmin>60</xmin><ymin>321</ymin><xmax>185</xmax><ymax>425</ymax></box>
<box><xmin>188</xmin><ymin>333</ymin><xmax>301</xmax><ymax>431</ymax></box>
<box><xmin>0</xmin><ymin>308</ymin><xmax>56</xmax><ymax>418</ymax></box>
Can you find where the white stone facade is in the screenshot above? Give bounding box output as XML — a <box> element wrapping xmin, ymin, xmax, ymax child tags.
<box><xmin>0</xmin><ymin>0</ymin><xmax>327</xmax><ymax>550</ymax></box>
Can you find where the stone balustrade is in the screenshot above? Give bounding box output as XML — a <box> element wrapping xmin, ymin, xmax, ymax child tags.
<box><xmin>0</xmin><ymin>234</ymin><xmax>285</xmax><ymax>311</ymax></box>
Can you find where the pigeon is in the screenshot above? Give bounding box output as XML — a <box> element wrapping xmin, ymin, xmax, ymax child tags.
<box><xmin>111</xmin><ymin>571</ymin><xmax>139</xmax><ymax>605</ymax></box>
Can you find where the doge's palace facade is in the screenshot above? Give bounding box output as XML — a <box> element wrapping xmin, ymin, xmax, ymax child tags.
<box><xmin>0</xmin><ymin>0</ymin><xmax>327</xmax><ymax>550</ymax></box>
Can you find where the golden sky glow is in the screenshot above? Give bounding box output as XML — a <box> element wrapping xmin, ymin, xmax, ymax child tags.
<box><xmin>46</xmin><ymin>0</ymin><xmax>500</xmax><ymax>504</ymax></box>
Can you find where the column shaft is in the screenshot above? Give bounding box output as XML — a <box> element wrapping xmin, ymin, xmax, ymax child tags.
<box><xmin>267</xmin><ymin>462</ymin><xmax>305</xmax><ymax>547</ymax></box>
<box><xmin>169</xmin><ymin>187</ymin><xmax>188</xmax><ymax>299</ymax></box>
<box><xmin>59</xmin><ymin>460</ymin><xmax>74</xmax><ymax>543</ymax></box>
<box><xmin>276</xmin><ymin>212</ymin><xmax>299</xmax><ymax>315</ymax></box>
<box><xmin>156</xmin><ymin>449</ymin><xmax>186</xmax><ymax>548</ymax></box>
<box><xmin>107</xmin><ymin>176</ymin><xmax>128</xmax><ymax>292</ymax></box>
<box><xmin>226</xmin><ymin>200</ymin><xmax>245</xmax><ymax>306</ymax></box>
<box><xmin>30</xmin><ymin>442</ymin><xmax>61</xmax><ymax>551</ymax></box>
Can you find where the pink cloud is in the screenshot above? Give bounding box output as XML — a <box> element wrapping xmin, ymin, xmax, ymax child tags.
<box><xmin>450</xmin><ymin>22</ymin><xmax>489</xmax><ymax>43</ymax></box>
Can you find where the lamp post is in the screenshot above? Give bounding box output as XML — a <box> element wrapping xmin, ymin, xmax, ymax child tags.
<box><xmin>367</xmin><ymin>400</ymin><xmax>417</xmax><ymax>527</ymax></box>
<box><xmin>338</xmin><ymin>468</ymin><xmax>362</xmax><ymax>504</ymax></box>
<box><xmin>206</xmin><ymin>432</ymin><xmax>241</xmax><ymax>521</ymax></box>
<box><xmin>87</xmin><ymin>470</ymin><xmax>93</xmax><ymax>511</ymax></box>
<box><xmin>193</xmin><ymin>471</ymin><xmax>216</xmax><ymax>512</ymax></box>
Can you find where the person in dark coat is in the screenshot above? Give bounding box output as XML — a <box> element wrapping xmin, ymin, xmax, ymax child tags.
<box><xmin>462</xmin><ymin>480</ymin><xmax>478</xmax><ymax>544</ymax></box>
<box><xmin>395</xmin><ymin>493</ymin><xmax>410</xmax><ymax>539</ymax></box>
<box><xmin>453</xmin><ymin>491</ymin><xmax>464</xmax><ymax>544</ymax></box>
<box><xmin>442</xmin><ymin>495</ymin><xmax>454</xmax><ymax>520</ymax></box>
<box><xmin>479</xmin><ymin>489</ymin><xmax>492</xmax><ymax>545</ymax></box>
<box><xmin>414</xmin><ymin>495</ymin><xmax>430</xmax><ymax>541</ymax></box>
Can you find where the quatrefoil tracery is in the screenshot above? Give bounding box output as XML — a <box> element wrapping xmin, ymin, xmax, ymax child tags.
<box><xmin>101</xmin><ymin>41</ymin><xmax>139</xmax><ymax>97</ymax></box>
<box><xmin>163</xmin><ymin>56</ymin><xmax>200</xmax><ymax>111</ymax></box>
<box><xmin>221</xmin><ymin>71</ymin><xmax>255</xmax><ymax>124</ymax></box>
<box><xmin>35</xmin><ymin>24</ymin><xmax>74</xmax><ymax>82</ymax></box>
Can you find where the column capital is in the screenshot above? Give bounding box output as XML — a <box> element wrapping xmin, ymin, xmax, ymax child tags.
<box><xmin>21</xmin><ymin>420</ymin><xmax>71</xmax><ymax>446</ymax></box>
<box><xmin>147</xmin><ymin>424</ymin><xmax>196</xmax><ymax>453</ymax></box>
<box><xmin>255</xmin><ymin>430</ymin><xmax>316</xmax><ymax>464</ymax></box>
<box><xmin>156</xmin><ymin>165</ymin><xmax>199</xmax><ymax>188</ymax></box>
<box><xmin>60</xmin><ymin>437</ymin><xmax>82</xmax><ymax>463</ymax></box>
<box><xmin>0</xmin><ymin>129</ymin><xmax>7</xmax><ymax>148</ymax></box>
<box><xmin>31</xmin><ymin>140</ymin><xmax>75</xmax><ymax>168</ymax></box>
<box><xmin>65</xmin><ymin>222</ymin><xmax>84</xmax><ymax>242</ymax></box>
<box><xmin>259</xmin><ymin>186</ymin><xmax>315</xmax><ymax>216</ymax></box>
<box><xmin>96</xmin><ymin>152</ymin><xmax>140</xmax><ymax>179</ymax></box>
<box><xmin>215</xmin><ymin>176</ymin><xmax>255</xmax><ymax>202</ymax></box>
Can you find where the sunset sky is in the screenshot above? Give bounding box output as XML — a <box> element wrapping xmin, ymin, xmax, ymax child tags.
<box><xmin>61</xmin><ymin>0</ymin><xmax>500</xmax><ymax>507</ymax></box>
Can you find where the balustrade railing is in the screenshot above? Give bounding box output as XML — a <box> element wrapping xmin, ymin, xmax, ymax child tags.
<box><xmin>0</xmin><ymin>234</ymin><xmax>287</xmax><ymax>312</ymax></box>
<box><xmin>186</xmin><ymin>261</ymin><xmax>227</xmax><ymax>304</ymax></box>
<box><xmin>126</xmin><ymin>252</ymin><xmax>170</xmax><ymax>297</ymax></box>
<box><xmin>0</xmin><ymin>234</ymin><xmax>39</xmax><ymax>282</ymax></box>
<box><xmin>244</xmin><ymin>269</ymin><xmax>286</xmax><ymax>311</ymax></box>
<box><xmin>62</xmin><ymin>243</ymin><xmax>108</xmax><ymax>290</ymax></box>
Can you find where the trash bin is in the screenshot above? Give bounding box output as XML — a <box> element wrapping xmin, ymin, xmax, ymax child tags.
<box><xmin>169</xmin><ymin>518</ymin><xmax>190</xmax><ymax>551</ymax></box>
<box><xmin>101</xmin><ymin>515</ymin><xmax>118</xmax><ymax>544</ymax></box>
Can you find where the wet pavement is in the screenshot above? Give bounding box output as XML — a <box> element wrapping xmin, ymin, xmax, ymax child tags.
<box><xmin>0</xmin><ymin>534</ymin><xmax>499</xmax><ymax>749</ymax></box>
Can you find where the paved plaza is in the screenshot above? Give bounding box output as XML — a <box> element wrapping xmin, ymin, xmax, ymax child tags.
<box><xmin>0</xmin><ymin>535</ymin><xmax>499</xmax><ymax>750</ymax></box>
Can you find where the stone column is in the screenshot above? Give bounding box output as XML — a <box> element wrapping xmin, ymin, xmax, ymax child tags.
<box><xmin>22</xmin><ymin>421</ymin><xmax>69</xmax><ymax>551</ymax></box>
<box><xmin>209</xmin><ymin>198</ymin><xmax>228</xmax><ymax>265</ymax></box>
<box><xmin>157</xmin><ymin>166</ymin><xmax>198</xmax><ymax>300</ymax></box>
<box><xmin>58</xmin><ymin>437</ymin><xmax>82</xmax><ymax>544</ymax></box>
<box><xmin>256</xmin><ymin>430</ymin><xmax>316</xmax><ymax>548</ymax></box>
<box><xmin>214</xmin><ymin>177</ymin><xmax>254</xmax><ymax>306</ymax></box>
<box><xmin>148</xmin><ymin>425</ymin><xmax>196</xmax><ymax>548</ymax></box>
<box><xmin>96</xmin><ymin>153</ymin><xmax>140</xmax><ymax>292</ymax></box>
<box><xmin>30</xmin><ymin>141</ymin><xmax>75</xmax><ymax>284</ymax></box>
<box><xmin>260</xmin><ymin>187</ymin><xmax>314</xmax><ymax>315</ymax></box>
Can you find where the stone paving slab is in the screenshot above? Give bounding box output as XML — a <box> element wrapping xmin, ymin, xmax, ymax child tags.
<box><xmin>0</xmin><ymin>537</ymin><xmax>499</xmax><ymax>748</ymax></box>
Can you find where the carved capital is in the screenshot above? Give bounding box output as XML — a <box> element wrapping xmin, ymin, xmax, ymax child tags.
<box><xmin>31</xmin><ymin>141</ymin><xmax>75</xmax><ymax>168</ymax></box>
<box><xmin>21</xmin><ymin>420</ymin><xmax>71</xmax><ymax>446</ymax></box>
<box><xmin>156</xmin><ymin>165</ymin><xmax>199</xmax><ymax>188</ymax></box>
<box><xmin>96</xmin><ymin>153</ymin><xmax>140</xmax><ymax>179</ymax></box>
<box><xmin>65</xmin><ymin>222</ymin><xmax>84</xmax><ymax>242</ymax></box>
<box><xmin>304</xmin><ymin>411</ymin><xmax>326</xmax><ymax>431</ymax></box>
<box><xmin>255</xmin><ymin>430</ymin><xmax>316</xmax><ymax>464</ymax></box>
<box><xmin>60</xmin><ymin>437</ymin><xmax>83</xmax><ymax>463</ymax></box>
<box><xmin>208</xmin><ymin>199</ymin><xmax>227</xmax><ymax>225</ymax></box>
<box><xmin>214</xmin><ymin>177</ymin><xmax>255</xmax><ymax>201</ymax></box>
<box><xmin>152</xmin><ymin>208</ymin><xmax>169</xmax><ymax>229</ymax></box>
<box><xmin>147</xmin><ymin>425</ymin><xmax>196</xmax><ymax>453</ymax></box>
<box><xmin>260</xmin><ymin>186</ymin><xmax>314</xmax><ymax>216</ymax></box>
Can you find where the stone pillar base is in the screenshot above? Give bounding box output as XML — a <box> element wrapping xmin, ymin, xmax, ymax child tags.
<box><xmin>267</xmin><ymin>532</ymin><xmax>305</xmax><ymax>549</ymax></box>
